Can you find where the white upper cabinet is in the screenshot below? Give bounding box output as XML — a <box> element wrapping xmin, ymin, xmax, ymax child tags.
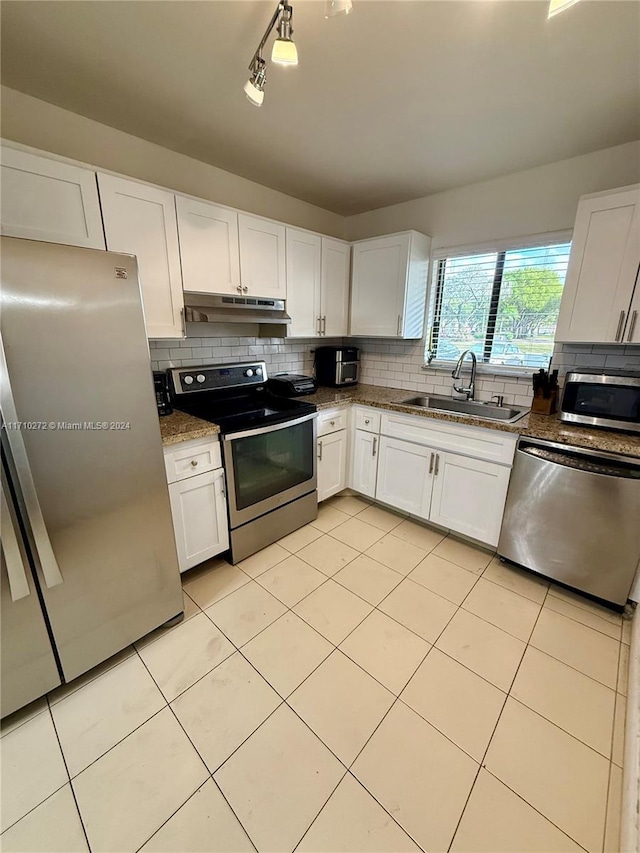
<box><xmin>98</xmin><ymin>173</ymin><xmax>184</xmax><ymax>339</ymax></box>
<box><xmin>321</xmin><ymin>238</ymin><xmax>350</xmax><ymax>337</ymax></box>
<box><xmin>286</xmin><ymin>228</ymin><xmax>321</xmax><ymax>336</ymax></box>
<box><xmin>286</xmin><ymin>231</ymin><xmax>350</xmax><ymax>338</ymax></box>
<box><xmin>238</xmin><ymin>213</ymin><xmax>286</xmax><ymax>299</ymax></box>
<box><xmin>556</xmin><ymin>184</ymin><xmax>640</xmax><ymax>343</ymax></box>
<box><xmin>350</xmin><ymin>231</ymin><xmax>431</xmax><ymax>338</ymax></box>
<box><xmin>175</xmin><ymin>196</ymin><xmax>240</xmax><ymax>296</ymax></box>
<box><xmin>1</xmin><ymin>146</ymin><xmax>105</xmax><ymax>249</ymax></box>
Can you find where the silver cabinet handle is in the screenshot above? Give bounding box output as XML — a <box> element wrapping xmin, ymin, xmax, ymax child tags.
<box><xmin>330</xmin><ymin>420</ymin><xmax>335</xmax><ymax>426</ymax></box>
<box><xmin>627</xmin><ymin>310</ymin><xmax>638</xmax><ymax>342</ymax></box>
<box><xmin>316</xmin><ymin>316</ymin><xmax>321</xmax><ymax>336</ymax></box>
<box><xmin>372</xmin><ymin>437</ymin><xmax>377</xmax><ymax>457</ymax></box>
<box><xmin>1</xmin><ymin>480</ymin><xmax>30</xmax><ymax>601</ymax></box>
<box><xmin>190</xmin><ymin>460</ymin><xmax>198</xmax><ymax>467</ymax></box>
<box><xmin>364</xmin><ymin>419</ymin><xmax>370</xmax><ymax>425</ymax></box>
<box><xmin>0</xmin><ymin>340</ymin><xmax>63</xmax><ymax>589</ymax></box>
<box><xmin>322</xmin><ymin>316</ymin><xmax>326</xmax><ymax>335</ymax></box>
<box><xmin>429</xmin><ymin>452</ymin><xmax>434</xmax><ymax>474</ymax></box>
<box><xmin>237</xmin><ymin>285</ymin><xmax>243</xmax><ymax>293</ymax></box>
<box><xmin>615</xmin><ymin>310</ymin><xmax>626</xmax><ymax>342</ymax></box>
<box><xmin>243</xmin><ymin>286</ymin><xmax>248</xmax><ymax>293</ymax></box>
<box><xmin>397</xmin><ymin>315</ymin><xmax>402</xmax><ymax>336</ymax></box>
<box><xmin>217</xmin><ymin>471</ymin><xmax>226</xmax><ymax>500</ymax></box>
<box><xmin>318</xmin><ymin>440</ymin><xmax>323</xmax><ymax>461</ymax></box>
<box><xmin>434</xmin><ymin>453</ymin><xmax>440</xmax><ymax>476</ymax></box>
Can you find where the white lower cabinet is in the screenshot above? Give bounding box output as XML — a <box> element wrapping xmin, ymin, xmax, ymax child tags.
<box><xmin>164</xmin><ymin>437</ymin><xmax>229</xmax><ymax>573</ymax></box>
<box><xmin>375</xmin><ymin>436</ymin><xmax>434</xmax><ymax>518</ymax></box>
<box><xmin>317</xmin><ymin>430</ymin><xmax>347</xmax><ymax>502</ymax></box>
<box><xmin>168</xmin><ymin>469</ymin><xmax>229</xmax><ymax>572</ymax></box>
<box><xmin>429</xmin><ymin>452</ymin><xmax>511</xmax><ymax>546</ymax></box>
<box><xmin>350</xmin><ymin>429</ymin><xmax>379</xmax><ymax>498</ymax></box>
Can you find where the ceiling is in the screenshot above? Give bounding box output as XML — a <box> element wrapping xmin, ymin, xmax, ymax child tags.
<box><xmin>1</xmin><ymin>1</ymin><xmax>638</xmax><ymax>215</ymax></box>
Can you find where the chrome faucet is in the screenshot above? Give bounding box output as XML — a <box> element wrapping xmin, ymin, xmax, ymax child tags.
<box><xmin>451</xmin><ymin>349</ymin><xmax>477</xmax><ymax>400</ymax></box>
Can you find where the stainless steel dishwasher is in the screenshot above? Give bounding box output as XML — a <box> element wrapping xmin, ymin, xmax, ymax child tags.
<box><xmin>498</xmin><ymin>437</ymin><xmax>640</xmax><ymax>607</ymax></box>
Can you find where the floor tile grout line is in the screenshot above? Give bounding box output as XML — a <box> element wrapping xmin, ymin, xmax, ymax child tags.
<box><xmin>47</xmin><ymin>646</ymin><xmax>137</xmax><ymax>708</ymax></box>
<box><xmin>543</xmin><ymin>599</ymin><xmax>624</xmax><ymax>641</ymax></box>
<box><xmin>133</xmin><ymin>647</ymin><xmax>261</xmax><ymax>853</ymax></box>
<box><xmin>0</xmin><ymin>701</ymin><xmax>49</xmax><ymax>742</ymax></box>
<box><xmin>45</xmin><ymin>695</ymin><xmax>93</xmax><ymax>853</ymax></box>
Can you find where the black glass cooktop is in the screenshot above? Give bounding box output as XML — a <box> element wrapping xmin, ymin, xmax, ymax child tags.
<box><xmin>177</xmin><ymin>392</ymin><xmax>316</xmax><ymax>435</ymax></box>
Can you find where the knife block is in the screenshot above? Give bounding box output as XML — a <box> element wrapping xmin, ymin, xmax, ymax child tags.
<box><xmin>531</xmin><ymin>388</ymin><xmax>558</xmax><ymax>415</ymax></box>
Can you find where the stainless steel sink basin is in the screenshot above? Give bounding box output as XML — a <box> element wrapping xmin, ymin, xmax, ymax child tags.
<box><xmin>401</xmin><ymin>394</ymin><xmax>528</xmax><ymax>423</ymax></box>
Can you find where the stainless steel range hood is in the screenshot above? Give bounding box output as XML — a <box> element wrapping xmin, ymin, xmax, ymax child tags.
<box><xmin>183</xmin><ymin>292</ymin><xmax>291</xmax><ymax>325</ymax></box>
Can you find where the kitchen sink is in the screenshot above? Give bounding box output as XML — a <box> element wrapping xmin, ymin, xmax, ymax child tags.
<box><xmin>401</xmin><ymin>394</ymin><xmax>528</xmax><ymax>423</ymax></box>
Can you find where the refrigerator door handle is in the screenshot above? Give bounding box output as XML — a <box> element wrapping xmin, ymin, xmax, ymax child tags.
<box><xmin>0</xmin><ymin>340</ymin><xmax>64</xmax><ymax>589</ymax></box>
<box><xmin>0</xmin><ymin>481</ymin><xmax>31</xmax><ymax>601</ymax></box>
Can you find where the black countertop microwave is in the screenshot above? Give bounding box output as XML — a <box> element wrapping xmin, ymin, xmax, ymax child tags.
<box><xmin>560</xmin><ymin>369</ymin><xmax>640</xmax><ymax>433</ymax></box>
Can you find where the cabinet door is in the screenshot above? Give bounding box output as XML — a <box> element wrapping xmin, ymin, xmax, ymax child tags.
<box><xmin>98</xmin><ymin>174</ymin><xmax>184</xmax><ymax>339</ymax></box>
<box><xmin>176</xmin><ymin>196</ymin><xmax>240</xmax><ymax>296</ymax></box>
<box><xmin>350</xmin><ymin>234</ymin><xmax>410</xmax><ymax>336</ymax></box>
<box><xmin>238</xmin><ymin>213</ymin><xmax>286</xmax><ymax>299</ymax></box>
<box><xmin>375</xmin><ymin>436</ymin><xmax>433</xmax><ymax>518</ymax></box>
<box><xmin>317</xmin><ymin>431</ymin><xmax>347</xmax><ymax>502</ymax></box>
<box><xmin>350</xmin><ymin>429</ymin><xmax>379</xmax><ymax>498</ymax></box>
<box><xmin>321</xmin><ymin>238</ymin><xmax>350</xmax><ymax>337</ymax></box>
<box><xmin>1</xmin><ymin>146</ymin><xmax>105</xmax><ymax>249</ymax></box>
<box><xmin>168</xmin><ymin>469</ymin><xmax>229</xmax><ymax>572</ymax></box>
<box><xmin>429</xmin><ymin>452</ymin><xmax>510</xmax><ymax>547</ymax></box>
<box><xmin>556</xmin><ymin>186</ymin><xmax>640</xmax><ymax>343</ymax></box>
<box><xmin>286</xmin><ymin>228</ymin><xmax>321</xmax><ymax>337</ymax></box>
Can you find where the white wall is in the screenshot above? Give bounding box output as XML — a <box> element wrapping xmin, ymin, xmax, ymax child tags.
<box><xmin>0</xmin><ymin>86</ymin><xmax>345</xmax><ymax>238</ymax></box>
<box><xmin>345</xmin><ymin>141</ymin><xmax>640</xmax><ymax>250</ymax></box>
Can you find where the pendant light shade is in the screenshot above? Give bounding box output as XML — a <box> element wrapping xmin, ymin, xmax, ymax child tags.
<box><xmin>244</xmin><ymin>57</ymin><xmax>267</xmax><ymax>106</ymax></box>
<box><xmin>548</xmin><ymin>0</ymin><xmax>580</xmax><ymax>18</ymax></box>
<box><xmin>271</xmin><ymin>5</ymin><xmax>298</xmax><ymax>66</ymax></box>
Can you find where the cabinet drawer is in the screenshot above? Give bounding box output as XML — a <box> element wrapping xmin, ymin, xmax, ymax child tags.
<box><xmin>354</xmin><ymin>408</ymin><xmax>380</xmax><ymax>433</ymax></box>
<box><xmin>318</xmin><ymin>410</ymin><xmax>347</xmax><ymax>436</ymax></box>
<box><xmin>164</xmin><ymin>437</ymin><xmax>222</xmax><ymax>483</ymax></box>
<box><xmin>380</xmin><ymin>411</ymin><xmax>517</xmax><ymax>465</ymax></box>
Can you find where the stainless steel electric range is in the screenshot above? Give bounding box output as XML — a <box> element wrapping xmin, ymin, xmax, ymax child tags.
<box><xmin>168</xmin><ymin>361</ymin><xmax>318</xmax><ymax>563</ymax></box>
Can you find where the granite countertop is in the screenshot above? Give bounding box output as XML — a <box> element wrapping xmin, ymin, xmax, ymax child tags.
<box><xmin>159</xmin><ymin>410</ymin><xmax>220</xmax><ymax>447</ymax></box>
<box><xmin>159</xmin><ymin>383</ymin><xmax>640</xmax><ymax>458</ymax></box>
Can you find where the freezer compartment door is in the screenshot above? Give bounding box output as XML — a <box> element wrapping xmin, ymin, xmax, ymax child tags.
<box><xmin>1</xmin><ymin>471</ymin><xmax>61</xmax><ymax>719</ymax></box>
<box><xmin>498</xmin><ymin>443</ymin><xmax>640</xmax><ymax>606</ymax></box>
<box><xmin>0</xmin><ymin>237</ymin><xmax>183</xmax><ymax>683</ymax></box>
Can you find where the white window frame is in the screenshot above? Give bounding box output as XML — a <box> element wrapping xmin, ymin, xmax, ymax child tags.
<box><xmin>422</xmin><ymin>230</ymin><xmax>573</xmax><ymax>377</ymax></box>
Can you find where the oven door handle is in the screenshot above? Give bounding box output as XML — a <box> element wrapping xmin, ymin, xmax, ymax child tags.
<box><xmin>223</xmin><ymin>412</ymin><xmax>318</xmax><ymax>442</ymax></box>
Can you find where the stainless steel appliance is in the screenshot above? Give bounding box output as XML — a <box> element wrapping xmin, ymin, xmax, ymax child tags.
<box><xmin>0</xmin><ymin>237</ymin><xmax>183</xmax><ymax>719</ymax></box>
<box><xmin>560</xmin><ymin>369</ymin><xmax>640</xmax><ymax>433</ymax></box>
<box><xmin>314</xmin><ymin>346</ymin><xmax>360</xmax><ymax>387</ymax></box>
<box><xmin>268</xmin><ymin>373</ymin><xmax>317</xmax><ymax>397</ymax></box>
<box><xmin>168</xmin><ymin>361</ymin><xmax>318</xmax><ymax>562</ymax></box>
<box><xmin>498</xmin><ymin>437</ymin><xmax>640</xmax><ymax>607</ymax></box>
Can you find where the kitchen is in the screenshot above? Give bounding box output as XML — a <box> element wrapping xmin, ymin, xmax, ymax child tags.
<box><xmin>1</xmin><ymin>1</ymin><xmax>639</xmax><ymax>852</ymax></box>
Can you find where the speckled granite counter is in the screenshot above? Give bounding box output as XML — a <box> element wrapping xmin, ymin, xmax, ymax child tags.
<box><xmin>159</xmin><ymin>383</ymin><xmax>640</xmax><ymax>457</ymax></box>
<box><xmin>305</xmin><ymin>383</ymin><xmax>640</xmax><ymax>458</ymax></box>
<box><xmin>159</xmin><ymin>411</ymin><xmax>219</xmax><ymax>447</ymax></box>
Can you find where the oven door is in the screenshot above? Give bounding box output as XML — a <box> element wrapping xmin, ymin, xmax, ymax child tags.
<box><xmin>222</xmin><ymin>413</ymin><xmax>317</xmax><ymax>528</ymax></box>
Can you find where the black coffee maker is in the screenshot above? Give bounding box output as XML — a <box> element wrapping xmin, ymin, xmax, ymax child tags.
<box><xmin>314</xmin><ymin>346</ymin><xmax>360</xmax><ymax>388</ymax></box>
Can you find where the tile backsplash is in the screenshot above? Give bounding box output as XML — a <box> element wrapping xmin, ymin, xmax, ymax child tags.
<box><xmin>149</xmin><ymin>336</ymin><xmax>640</xmax><ymax>408</ymax></box>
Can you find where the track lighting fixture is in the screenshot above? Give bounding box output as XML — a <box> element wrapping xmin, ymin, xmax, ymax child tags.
<box><xmin>547</xmin><ymin>0</ymin><xmax>580</xmax><ymax>18</ymax></box>
<box><xmin>244</xmin><ymin>56</ymin><xmax>267</xmax><ymax>107</ymax></box>
<box><xmin>243</xmin><ymin>2</ymin><xmax>298</xmax><ymax>106</ymax></box>
<box><xmin>325</xmin><ymin>0</ymin><xmax>352</xmax><ymax>18</ymax></box>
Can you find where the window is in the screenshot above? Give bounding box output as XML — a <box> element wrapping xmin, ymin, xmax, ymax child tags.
<box><xmin>426</xmin><ymin>241</ymin><xmax>572</xmax><ymax>369</ymax></box>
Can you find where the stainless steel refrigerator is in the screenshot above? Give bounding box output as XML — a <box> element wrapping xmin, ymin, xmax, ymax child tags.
<box><xmin>1</xmin><ymin>236</ymin><xmax>183</xmax><ymax>718</ymax></box>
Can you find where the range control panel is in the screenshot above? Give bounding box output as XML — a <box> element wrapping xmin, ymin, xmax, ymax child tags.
<box><xmin>169</xmin><ymin>362</ymin><xmax>268</xmax><ymax>395</ymax></box>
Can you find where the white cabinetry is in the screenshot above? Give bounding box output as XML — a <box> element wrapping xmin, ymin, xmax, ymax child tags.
<box><xmin>164</xmin><ymin>437</ymin><xmax>229</xmax><ymax>573</ymax></box>
<box><xmin>317</xmin><ymin>409</ymin><xmax>348</xmax><ymax>501</ymax></box>
<box><xmin>376</xmin><ymin>436</ymin><xmax>434</xmax><ymax>517</ymax></box>
<box><xmin>238</xmin><ymin>213</ymin><xmax>286</xmax><ymax>299</ymax></box>
<box><xmin>350</xmin><ymin>231</ymin><xmax>431</xmax><ymax>338</ymax></box>
<box><xmin>286</xmin><ymin>231</ymin><xmax>350</xmax><ymax>338</ymax></box>
<box><xmin>98</xmin><ymin>174</ymin><xmax>184</xmax><ymax>339</ymax></box>
<box><xmin>1</xmin><ymin>146</ymin><xmax>105</xmax><ymax>249</ymax></box>
<box><xmin>175</xmin><ymin>196</ymin><xmax>240</xmax><ymax>296</ymax></box>
<box><xmin>350</xmin><ymin>430</ymin><xmax>379</xmax><ymax>498</ymax></box>
<box><xmin>556</xmin><ymin>184</ymin><xmax>640</xmax><ymax>343</ymax></box>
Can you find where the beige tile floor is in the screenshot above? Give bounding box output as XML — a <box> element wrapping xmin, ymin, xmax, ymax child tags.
<box><xmin>0</xmin><ymin>492</ymin><xmax>632</xmax><ymax>853</ymax></box>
